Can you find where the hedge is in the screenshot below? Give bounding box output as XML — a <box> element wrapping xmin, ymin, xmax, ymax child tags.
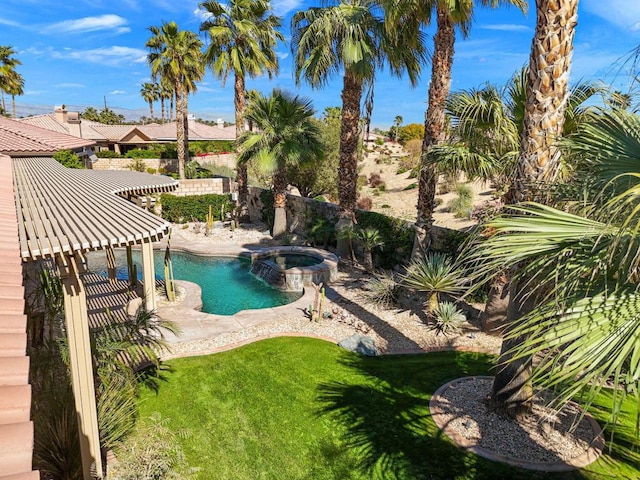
<box><xmin>160</xmin><ymin>194</ymin><xmax>234</xmax><ymax>223</ymax></box>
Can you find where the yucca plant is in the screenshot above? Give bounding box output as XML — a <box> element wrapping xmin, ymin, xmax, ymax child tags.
<box><xmin>403</xmin><ymin>252</ymin><xmax>468</xmax><ymax>315</ymax></box>
<box><xmin>432</xmin><ymin>301</ymin><xmax>466</xmax><ymax>336</ymax></box>
<box><xmin>356</xmin><ymin>227</ymin><xmax>384</xmax><ymax>272</ymax></box>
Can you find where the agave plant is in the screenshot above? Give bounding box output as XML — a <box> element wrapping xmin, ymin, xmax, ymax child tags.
<box><xmin>432</xmin><ymin>301</ymin><xmax>466</xmax><ymax>336</ymax></box>
<box><xmin>403</xmin><ymin>252</ymin><xmax>468</xmax><ymax>315</ymax></box>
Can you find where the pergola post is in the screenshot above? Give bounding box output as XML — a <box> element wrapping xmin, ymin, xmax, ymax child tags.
<box><xmin>57</xmin><ymin>253</ymin><xmax>103</xmax><ymax>480</ymax></box>
<box><xmin>105</xmin><ymin>246</ymin><xmax>117</xmax><ymax>284</ymax></box>
<box><xmin>140</xmin><ymin>240</ymin><xmax>156</xmax><ymax>312</ymax></box>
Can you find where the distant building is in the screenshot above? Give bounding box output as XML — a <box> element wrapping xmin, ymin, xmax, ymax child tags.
<box><xmin>19</xmin><ymin>105</ymin><xmax>236</xmax><ymax>156</ymax></box>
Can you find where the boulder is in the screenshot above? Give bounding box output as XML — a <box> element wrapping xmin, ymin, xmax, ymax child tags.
<box><xmin>338</xmin><ymin>334</ymin><xmax>378</xmax><ymax>356</ymax></box>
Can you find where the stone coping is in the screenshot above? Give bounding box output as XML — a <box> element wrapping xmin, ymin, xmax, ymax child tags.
<box><xmin>429</xmin><ymin>376</ymin><xmax>605</xmax><ymax>472</ymax></box>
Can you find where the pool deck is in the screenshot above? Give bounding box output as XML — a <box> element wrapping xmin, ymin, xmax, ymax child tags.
<box><xmin>153</xmin><ymin>232</ymin><xmax>321</xmax><ymax>354</ymax></box>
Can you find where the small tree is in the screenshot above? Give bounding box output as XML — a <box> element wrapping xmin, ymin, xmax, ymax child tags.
<box><xmin>356</xmin><ymin>227</ymin><xmax>384</xmax><ymax>272</ymax></box>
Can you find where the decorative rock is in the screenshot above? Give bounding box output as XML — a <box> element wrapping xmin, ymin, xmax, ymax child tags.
<box><xmin>338</xmin><ymin>334</ymin><xmax>378</xmax><ymax>356</ymax></box>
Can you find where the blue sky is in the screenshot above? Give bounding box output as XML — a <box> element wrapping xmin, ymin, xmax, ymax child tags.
<box><xmin>1</xmin><ymin>0</ymin><xmax>639</xmax><ymax>128</ymax></box>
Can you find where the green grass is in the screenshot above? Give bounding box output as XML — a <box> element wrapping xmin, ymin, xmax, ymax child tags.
<box><xmin>138</xmin><ymin>337</ymin><xmax>640</xmax><ymax>480</ymax></box>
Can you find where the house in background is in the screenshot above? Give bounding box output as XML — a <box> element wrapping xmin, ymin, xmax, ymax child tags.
<box><xmin>19</xmin><ymin>105</ymin><xmax>236</xmax><ymax>156</ymax></box>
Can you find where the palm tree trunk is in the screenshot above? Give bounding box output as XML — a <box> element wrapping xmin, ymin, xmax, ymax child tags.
<box><xmin>149</xmin><ymin>101</ymin><xmax>154</xmax><ymax>120</ymax></box>
<box><xmin>234</xmin><ymin>73</ymin><xmax>250</xmax><ymax>223</ymax></box>
<box><xmin>272</xmin><ymin>167</ymin><xmax>288</xmax><ymax>238</ymax></box>
<box><xmin>160</xmin><ymin>97</ymin><xmax>165</xmax><ymax>124</ymax></box>
<box><xmin>11</xmin><ymin>94</ymin><xmax>16</xmax><ymax>118</ymax></box>
<box><xmin>336</xmin><ymin>70</ymin><xmax>364</xmax><ymax>257</ymax></box>
<box><xmin>507</xmin><ymin>0</ymin><xmax>577</xmax><ymax>203</ymax></box>
<box><xmin>175</xmin><ymin>83</ymin><xmax>186</xmax><ymax>180</ymax></box>
<box><xmin>1</xmin><ymin>91</ymin><xmax>5</xmax><ymax>113</ymax></box>
<box><xmin>413</xmin><ymin>5</ymin><xmax>455</xmax><ymax>259</ymax></box>
<box><xmin>183</xmin><ymin>93</ymin><xmax>190</xmax><ymax>165</ymax></box>
<box><xmin>493</xmin><ymin>0</ymin><xmax>579</xmax><ymax>415</ymax></box>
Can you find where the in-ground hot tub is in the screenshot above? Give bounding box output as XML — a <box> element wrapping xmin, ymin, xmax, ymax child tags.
<box><xmin>250</xmin><ymin>246</ymin><xmax>338</xmax><ymax>291</ymax></box>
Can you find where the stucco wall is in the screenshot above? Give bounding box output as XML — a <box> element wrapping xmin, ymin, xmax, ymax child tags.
<box><xmin>90</xmin><ymin>153</ymin><xmax>235</xmax><ymax>173</ymax></box>
<box><xmin>172</xmin><ymin>178</ymin><xmax>233</xmax><ymax>196</ymax></box>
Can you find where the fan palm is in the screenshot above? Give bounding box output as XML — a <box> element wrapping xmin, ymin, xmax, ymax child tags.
<box><xmin>146</xmin><ymin>22</ymin><xmax>204</xmax><ymax>180</ymax></box>
<box><xmin>200</xmin><ymin>0</ymin><xmax>284</xmax><ymax>222</ymax></box>
<box><xmin>292</xmin><ymin>0</ymin><xmax>426</xmax><ymax>255</ymax></box>
<box><xmin>0</xmin><ymin>45</ymin><xmax>21</xmax><ymax>115</ymax></box>
<box><xmin>3</xmin><ymin>69</ymin><xmax>24</xmax><ymax>119</ymax></box>
<box><xmin>237</xmin><ymin>89</ymin><xmax>323</xmax><ymax>238</ymax></box>
<box><xmin>356</xmin><ymin>227</ymin><xmax>384</xmax><ymax>272</ymax></box>
<box><xmin>466</xmin><ymin>108</ymin><xmax>640</xmax><ymax>425</ymax></box>
<box><xmin>140</xmin><ymin>82</ymin><xmax>160</xmax><ymax>120</ymax></box>
<box><xmin>387</xmin><ymin>0</ymin><xmax>527</xmax><ymax>257</ymax></box>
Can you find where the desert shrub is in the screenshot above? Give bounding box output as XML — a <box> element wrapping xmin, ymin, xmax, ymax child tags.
<box><xmin>361</xmin><ymin>270</ymin><xmax>400</xmax><ymax>308</ymax></box>
<box><xmin>403</xmin><ymin>182</ymin><xmax>418</xmax><ymax>191</ymax></box>
<box><xmin>159</xmin><ymin>194</ymin><xmax>233</xmax><ymax>223</ymax></box>
<box><xmin>190</xmin><ymin>140</ymin><xmax>235</xmax><ymax>155</ymax></box>
<box><xmin>355</xmin><ymin>210</ymin><xmax>413</xmax><ymax>268</ymax></box>
<box><xmin>146</xmin><ymin>167</ymin><xmax>157</xmax><ymax>174</ymax></box>
<box><xmin>471</xmin><ymin>198</ymin><xmax>504</xmax><ymax>223</ymax></box>
<box><xmin>357</xmin><ymin>175</ymin><xmax>368</xmax><ymax>190</ymax></box>
<box><xmin>356</xmin><ymin>196</ymin><xmax>373</xmax><ymax>210</ymax></box>
<box><xmin>375</xmin><ymin>137</ymin><xmax>385</xmax><ymax>146</ymax></box>
<box><xmin>127</xmin><ymin>148</ymin><xmax>162</xmax><ymax>159</ymax></box>
<box><xmin>184</xmin><ymin>161</ymin><xmax>214</xmax><ymax>179</ymax></box>
<box><xmin>432</xmin><ymin>301</ymin><xmax>466</xmax><ymax>335</ymax></box>
<box><xmin>435</xmin><ymin>197</ymin><xmax>444</xmax><ymax>206</ymax></box>
<box><xmin>381</xmin><ymin>204</ymin><xmax>391</xmax><ymax>208</ymax></box>
<box><xmin>398</xmin><ymin>123</ymin><xmax>425</xmax><ymax>145</ymax></box>
<box><xmin>95</xmin><ymin>150</ymin><xmax>122</xmax><ymax>158</ymax></box>
<box><xmin>438</xmin><ymin>173</ymin><xmax>458</xmax><ymax>194</ymax></box>
<box><xmin>368</xmin><ymin>172</ymin><xmax>383</xmax><ymax>188</ymax></box>
<box><xmin>53</xmin><ymin>150</ymin><xmax>84</xmax><ymax>169</ymax></box>
<box><xmin>378</xmin><ymin>183</ymin><xmax>386</xmax><ymax>192</ymax></box>
<box><xmin>446</xmin><ymin>184</ymin><xmax>474</xmax><ymax>218</ymax></box>
<box><xmin>129</xmin><ymin>158</ymin><xmax>146</xmax><ymax>172</ymax></box>
<box><xmin>408</xmin><ymin>167</ymin><xmax>419</xmax><ymax>179</ymax></box>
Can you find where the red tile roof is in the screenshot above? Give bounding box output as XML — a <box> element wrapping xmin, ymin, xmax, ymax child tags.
<box><xmin>0</xmin><ymin>117</ymin><xmax>94</xmax><ymax>156</ymax></box>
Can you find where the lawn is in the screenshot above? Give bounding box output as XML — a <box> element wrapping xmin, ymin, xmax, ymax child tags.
<box><xmin>137</xmin><ymin>337</ymin><xmax>640</xmax><ymax>479</ymax></box>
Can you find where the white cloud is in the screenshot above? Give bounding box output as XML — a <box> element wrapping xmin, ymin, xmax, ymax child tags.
<box><xmin>45</xmin><ymin>14</ymin><xmax>130</xmax><ymax>34</ymax></box>
<box><xmin>479</xmin><ymin>24</ymin><xmax>530</xmax><ymax>32</ymax></box>
<box><xmin>276</xmin><ymin>52</ymin><xmax>289</xmax><ymax>60</ymax></box>
<box><xmin>52</xmin><ymin>46</ymin><xmax>147</xmax><ymax>66</ymax></box>
<box><xmin>24</xmin><ymin>90</ymin><xmax>46</xmax><ymax>96</ymax></box>
<box><xmin>0</xmin><ymin>17</ymin><xmax>23</xmax><ymax>28</ymax></box>
<box><xmin>582</xmin><ymin>0</ymin><xmax>640</xmax><ymax>31</ymax></box>
<box><xmin>109</xmin><ymin>90</ymin><xmax>127</xmax><ymax>95</ymax></box>
<box><xmin>193</xmin><ymin>7</ymin><xmax>214</xmax><ymax>23</ymax></box>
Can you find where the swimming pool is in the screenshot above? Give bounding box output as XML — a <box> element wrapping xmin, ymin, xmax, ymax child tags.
<box><xmin>86</xmin><ymin>250</ymin><xmax>301</xmax><ymax>316</ymax></box>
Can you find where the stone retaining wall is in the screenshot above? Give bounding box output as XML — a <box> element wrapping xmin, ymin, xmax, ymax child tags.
<box><xmin>172</xmin><ymin>178</ymin><xmax>233</xmax><ymax>196</ymax></box>
<box><xmin>91</xmin><ymin>153</ymin><xmax>235</xmax><ymax>173</ymax></box>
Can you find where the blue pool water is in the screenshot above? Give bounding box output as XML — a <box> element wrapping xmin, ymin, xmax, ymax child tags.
<box><xmin>86</xmin><ymin>250</ymin><xmax>301</xmax><ymax>315</ymax></box>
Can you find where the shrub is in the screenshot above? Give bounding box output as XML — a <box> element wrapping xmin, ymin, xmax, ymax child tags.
<box><xmin>95</xmin><ymin>150</ymin><xmax>122</xmax><ymax>158</ymax></box>
<box><xmin>432</xmin><ymin>301</ymin><xmax>466</xmax><ymax>335</ymax></box>
<box><xmin>127</xmin><ymin>148</ymin><xmax>162</xmax><ymax>159</ymax></box>
<box><xmin>159</xmin><ymin>194</ymin><xmax>233</xmax><ymax>223</ymax></box>
<box><xmin>53</xmin><ymin>150</ymin><xmax>84</xmax><ymax>169</ymax></box>
<box><xmin>184</xmin><ymin>161</ymin><xmax>214</xmax><ymax>179</ymax></box>
<box><xmin>375</xmin><ymin>137</ymin><xmax>385</xmax><ymax>146</ymax></box>
<box><xmin>356</xmin><ymin>196</ymin><xmax>373</xmax><ymax>210</ymax></box>
<box><xmin>403</xmin><ymin>182</ymin><xmax>418</xmax><ymax>191</ymax></box>
<box><xmin>259</xmin><ymin>189</ymin><xmax>275</xmax><ymax>229</ymax></box>
<box><xmin>361</xmin><ymin>270</ymin><xmax>400</xmax><ymax>308</ymax></box>
<box><xmin>446</xmin><ymin>184</ymin><xmax>474</xmax><ymax>218</ymax></box>
<box><xmin>129</xmin><ymin>158</ymin><xmax>146</xmax><ymax>172</ymax></box>
<box><xmin>381</xmin><ymin>204</ymin><xmax>391</xmax><ymax>209</ymax></box>
<box><xmin>471</xmin><ymin>199</ymin><xmax>504</xmax><ymax>223</ymax></box>
<box><xmin>198</xmin><ymin>164</ymin><xmax>235</xmax><ymax>178</ymax></box>
<box><xmin>355</xmin><ymin>210</ymin><xmax>413</xmax><ymax>268</ymax></box>
<box><xmin>146</xmin><ymin>167</ymin><xmax>157</xmax><ymax>174</ymax></box>
<box><xmin>378</xmin><ymin>183</ymin><xmax>386</xmax><ymax>192</ymax></box>
<box><xmin>368</xmin><ymin>173</ymin><xmax>383</xmax><ymax>188</ymax></box>
<box><xmin>357</xmin><ymin>175</ymin><xmax>368</xmax><ymax>190</ymax></box>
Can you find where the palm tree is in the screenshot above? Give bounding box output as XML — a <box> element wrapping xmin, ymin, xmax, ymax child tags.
<box><xmin>237</xmin><ymin>89</ymin><xmax>323</xmax><ymax>238</ymax></box>
<box><xmin>146</xmin><ymin>22</ymin><xmax>204</xmax><ymax>180</ymax></box>
<box><xmin>292</xmin><ymin>0</ymin><xmax>426</xmax><ymax>256</ymax></box>
<box><xmin>466</xmin><ymin>109</ymin><xmax>640</xmax><ymax>429</ymax></box>
<box><xmin>140</xmin><ymin>82</ymin><xmax>160</xmax><ymax>120</ymax></box>
<box><xmin>4</xmin><ymin>69</ymin><xmax>24</xmax><ymax>118</ymax></box>
<box><xmin>388</xmin><ymin>0</ymin><xmax>527</xmax><ymax>257</ymax></box>
<box><xmin>200</xmin><ymin>0</ymin><xmax>284</xmax><ymax>222</ymax></box>
<box><xmin>393</xmin><ymin>115</ymin><xmax>403</xmax><ymax>142</ymax></box>
<box><xmin>356</xmin><ymin>227</ymin><xmax>384</xmax><ymax>272</ymax></box>
<box><xmin>159</xmin><ymin>80</ymin><xmax>173</xmax><ymax>123</ymax></box>
<box><xmin>0</xmin><ymin>46</ymin><xmax>21</xmax><ymax>115</ymax></box>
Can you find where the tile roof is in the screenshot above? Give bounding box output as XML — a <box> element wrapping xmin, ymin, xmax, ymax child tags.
<box><xmin>19</xmin><ymin>115</ymin><xmax>107</xmax><ymax>141</ymax></box>
<box><xmin>89</xmin><ymin>124</ymin><xmax>152</xmax><ymax>142</ymax></box>
<box><xmin>0</xmin><ymin>117</ymin><xmax>95</xmax><ymax>155</ymax></box>
<box><xmin>140</xmin><ymin>121</ymin><xmax>236</xmax><ymax>141</ymax></box>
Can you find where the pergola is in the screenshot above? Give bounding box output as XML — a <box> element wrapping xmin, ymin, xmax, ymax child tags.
<box><xmin>12</xmin><ymin>157</ymin><xmax>178</xmax><ymax>479</ymax></box>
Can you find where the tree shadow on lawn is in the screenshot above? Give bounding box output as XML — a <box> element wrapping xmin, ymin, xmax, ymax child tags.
<box><xmin>315</xmin><ymin>350</ymin><xmax>592</xmax><ymax>480</ymax></box>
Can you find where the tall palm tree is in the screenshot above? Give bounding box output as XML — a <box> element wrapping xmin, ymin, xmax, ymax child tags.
<box><xmin>4</xmin><ymin>69</ymin><xmax>24</xmax><ymax>119</ymax></box>
<box><xmin>237</xmin><ymin>89</ymin><xmax>323</xmax><ymax>237</ymax></box>
<box><xmin>159</xmin><ymin>79</ymin><xmax>173</xmax><ymax>123</ymax></box>
<box><xmin>489</xmin><ymin>0</ymin><xmax>580</xmax><ymax>416</ymax></box>
<box><xmin>393</xmin><ymin>115</ymin><xmax>403</xmax><ymax>142</ymax></box>
<box><xmin>388</xmin><ymin>0</ymin><xmax>527</xmax><ymax>257</ymax></box>
<box><xmin>140</xmin><ymin>82</ymin><xmax>160</xmax><ymax>120</ymax></box>
<box><xmin>0</xmin><ymin>46</ymin><xmax>21</xmax><ymax>115</ymax></box>
<box><xmin>292</xmin><ymin>0</ymin><xmax>426</xmax><ymax>255</ymax></box>
<box><xmin>146</xmin><ymin>22</ymin><xmax>204</xmax><ymax>180</ymax></box>
<box><xmin>200</xmin><ymin>0</ymin><xmax>284</xmax><ymax>222</ymax></box>
<box><xmin>467</xmin><ymin>109</ymin><xmax>640</xmax><ymax>426</ymax></box>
